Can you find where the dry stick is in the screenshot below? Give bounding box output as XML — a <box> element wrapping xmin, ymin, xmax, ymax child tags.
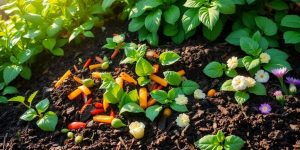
<box><xmin>118</xmin><ymin>137</ymin><xmax>128</xmax><ymax>150</ymax></box>
<box><xmin>128</xmin><ymin>139</ymin><xmax>134</xmax><ymax>150</ymax></box>
<box><xmin>3</xmin><ymin>133</ymin><xmax>8</xmax><ymax>150</ymax></box>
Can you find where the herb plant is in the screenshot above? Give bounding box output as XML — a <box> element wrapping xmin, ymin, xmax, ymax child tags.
<box><xmin>8</xmin><ymin>91</ymin><xmax>58</xmax><ymax>131</ymax></box>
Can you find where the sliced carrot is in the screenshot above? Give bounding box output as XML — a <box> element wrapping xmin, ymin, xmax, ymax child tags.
<box><xmin>208</xmin><ymin>89</ymin><xmax>216</xmax><ymax>97</ymax></box>
<box><xmin>83</xmin><ymin>58</ymin><xmax>92</xmax><ymax>68</ymax></box>
<box><xmin>68</xmin><ymin>88</ymin><xmax>82</xmax><ymax>100</ymax></box>
<box><xmin>73</xmin><ymin>76</ymin><xmax>83</xmax><ymax>84</ymax></box>
<box><xmin>177</xmin><ymin>70</ymin><xmax>186</xmax><ymax>76</ymax></box>
<box><xmin>103</xmin><ymin>97</ymin><xmax>109</xmax><ymax>112</ymax></box>
<box><xmin>95</xmin><ymin>102</ymin><xmax>103</xmax><ymax>108</ymax></box>
<box><xmin>89</xmin><ymin>64</ymin><xmax>102</xmax><ymax>70</ymax></box>
<box><xmin>147</xmin><ymin>98</ymin><xmax>156</xmax><ymax>107</ymax></box>
<box><xmin>115</xmin><ymin>77</ymin><xmax>124</xmax><ymax>88</ymax></box>
<box><xmin>93</xmin><ymin>115</ymin><xmax>114</xmax><ymax>123</ymax></box>
<box><xmin>120</xmin><ymin>72</ymin><xmax>137</xmax><ymax>85</ymax></box>
<box><xmin>110</xmin><ymin>109</ymin><xmax>115</xmax><ymax>118</ymax></box>
<box><xmin>149</xmin><ymin>74</ymin><xmax>168</xmax><ymax>87</ymax></box>
<box><xmin>139</xmin><ymin>88</ymin><xmax>148</xmax><ymax>109</ymax></box>
<box><xmin>111</xmin><ymin>49</ymin><xmax>120</xmax><ymax>60</ymax></box>
<box><xmin>92</xmin><ymin>72</ymin><xmax>101</xmax><ymax>79</ymax></box>
<box><xmin>95</xmin><ymin>56</ymin><xmax>104</xmax><ymax>63</ymax></box>
<box><xmin>78</xmin><ymin>85</ymin><xmax>91</xmax><ymax>96</ymax></box>
<box><xmin>55</xmin><ymin>70</ymin><xmax>72</xmax><ymax>88</ymax></box>
<box><xmin>153</xmin><ymin>64</ymin><xmax>159</xmax><ymax>73</ymax></box>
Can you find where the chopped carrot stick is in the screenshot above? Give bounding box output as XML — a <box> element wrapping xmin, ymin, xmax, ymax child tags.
<box><xmin>78</xmin><ymin>85</ymin><xmax>91</xmax><ymax>96</ymax></box>
<box><xmin>55</xmin><ymin>70</ymin><xmax>72</xmax><ymax>88</ymax></box>
<box><xmin>92</xmin><ymin>72</ymin><xmax>101</xmax><ymax>79</ymax></box>
<box><xmin>177</xmin><ymin>70</ymin><xmax>186</xmax><ymax>76</ymax></box>
<box><xmin>95</xmin><ymin>102</ymin><xmax>103</xmax><ymax>108</ymax></box>
<box><xmin>73</xmin><ymin>65</ymin><xmax>79</xmax><ymax>73</ymax></box>
<box><xmin>115</xmin><ymin>77</ymin><xmax>124</xmax><ymax>88</ymax></box>
<box><xmin>83</xmin><ymin>58</ymin><xmax>92</xmax><ymax>68</ymax></box>
<box><xmin>80</xmin><ymin>98</ymin><xmax>92</xmax><ymax>114</ymax></box>
<box><xmin>93</xmin><ymin>115</ymin><xmax>114</xmax><ymax>123</ymax></box>
<box><xmin>89</xmin><ymin>64</ymin><xmax>102</xmax><ymax>70</ymax></box>
<box><xmin>139</xmin><ymin>88</ymin><xmax>148</xmax><ymax>109</ymax></box>
<box><xmin>68</xmin><ymin>89</ymin><xmax>82</xmax><ymax>100</ymax></box>
<box><xmin>147</xmin><ymin>98</ymin><xmax>156</xmax><ymax>107</ymax></box>
<box><xmin>153</xmin><ymin>64</ymin><xmax>159</xmax><ymax>73</ymax></box>
<box><xmin>73</xmin><ymin>76</ymin><xmax>83</xmax><ymax>84</ymax></box>
<box><xmin>120</xmin><ymin>72</ymin><xmax>137</xmax><ymax>85</ymax></box>
<box><xmin>103</xmin><ymin>97</ymin><xmax>109</xmax><ymax>112</ymax></box>
<box><xmin>110</xmin><ymin>109</ymin><xmax>115</xmax><ymax>118</ymax></box>
<box><xmin>95</xmin><ymin>56</ymin><xmax>104</xmax><ymax>63</ymax></box>
<box><xmin>149</xmin><ymin>74</ymin><xmax>168</xmax><ymax>87</ymax></box>
<box><xmin>111</xmin><ymin>49</ymin><xmax>120</xmax><ymax>60</ymax></box>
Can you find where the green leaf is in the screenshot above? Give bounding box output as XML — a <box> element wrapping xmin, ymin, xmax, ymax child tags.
<box><xmin>102</xmin><ymin>0</ymin><xmax>116</xmax><ymax>10</ymax></box>
<box><xmin>221</xmin><ymin>80</ymin><xmax>235</xmax><ymax>91</ymax></box>
<box><xmin>224</xmin><ymin>135</ymin><xmax>245</xmax><ymax>150</ymax></box>
<box><xmin>0</xmin><ymin>96</ymin><xmax>8</xmax><ymax>104</ymax></box>
<box><xmin>198</xmin><ymin>6</ymin><xmax>219</xmax><ymax>30</ymax></box>
<box><xmin>35</xmin><ymin>99</ymin><xmax>50</xmax><ymax>114</ymax></box>
<box><xmin>182</xmin><ymin>9</ymin><xmax>201</xmax><ymax>33</ymax></box>
<box><xmin>168</xmin><ymin>88</ymin><xmax>179</xmax><ymax>100</ymax></box>
<box><xmin>268</xmin><ymin>0</ymin><xmax>288</xmax><ymax>10</ymax></box>
<box><xmin>163</xmin><ymin>23</ymin><xmax>178</xmax><ymax>36</ymax></box>
<box><xmin>216</xmin><ymin>130</ymin><xmax>225</xmax><ymax>143</ymax></box>
<box><xmin>225</xmin><ymin>69</ymin><xmax>238</xmax><ymax>77</ymax></box>
<box><xmin>194</xmin><ymin>135</ymin><xmax>220</xmax><ymax>150</ymax></box>
<box><xmin>248</xmin><ymin>82</ymin><xmax>266</xmax><ymax>95</ymax></box>
<box><xmin>8</xmin><ymin>96</ymin><xmax>25</xmax><ymax>103</ymax></box>
<box><xmin>20</xmin><ymin>66</ymin><xmax>32</xmax><ymax>80</ymax></box>
<box><xmin>281</xmin><ymin>15</ymin><xmax>300</xmax><ymax>28</ymax></box>
<box><xmin>147</xmin><ymin>32</ymin><xmax>159</xmax><ymax>46</ymax></box>
<box><xmin>170</xmin><ymin>102</ymin><xmax>188</xmax><ymax>112</ymax></box>
<box><xmin>129</xmin><ymin>17</ymin><xmax>145</xmax><ymax>32</ymax></box>
<box><xmin>203</xmin><ymin>61</ymin><xmax>224</xmax><ymax>78</ymax></box>
<box><xmin>17</xmin><ymin>49</ymin><xmax>32</xmax><ymax>64</ymax></box>
<box><xmin>218</xmin><ymin>0</ymin><xmax>236</xmax><ymax>14</ymax></box>
<box><xmin>242</xmin><ymin>11</ymin><xmax>256</xmax><ymax>29</ymax></box>
<box><xmin>0</xmin><ymin>83</ymin><xmax>5</xmax><ymax>91</ymax></box>
<box><xmin>184</xmin><ymin>0</ymin><xmax>206</xmax><ymax>8</ymax></box>
<box><xmin>264</xmin><ymin>49</ymin><xmax>292</xmax><ymax>72</ymax></box>
<box><xmin>240</xmin><ymin>37</ymin><xmax>261</xmax><ymax>56</ymax></box>
<box><xmin>283</xmin><ymin>31</ymin><xmax>300</xmax><ymax>44</ymax></box>
<box><xmin>36</xmin><ymin>111</ymin><xmax>58</xmax><ymax>132</ymax></box>
<box><xmin>234</xmin><ymin>91</ymin><xmax>250</xmax><ymax>104</ymax></box>
<box><xmin>163</xmin><ymin>71</ymin><xmax>182</xmax><ymax>86</ymax></box>
<box><xmin>226</xmin><ymin>29</ymin><xmax>250</xmax><ymax>46</ymax></box>
<box><xmin>69</xmin><ymin>29</ymin><xmax>81</xmax><ymax>42</ymax></box>
<box><xmin>129</xmin><ymin>0</ymin><xmax>162</xmax><ymax>18</ymax></box>
<box><xmin>203</xmin><ymin>19</ymin><xmax>223</xmax><ymax>41</ymax></box>
<box><xmin>2</xmin><ymin>86</ymin><xmax>18</xmax><ymax>95</ymax></box>
<box><xmin>150</xmin><ymin>90</ymin><xmax>168</xmax><ymax>104</ymax></box>
<box><xmin>83</xmin><ymin>31</ymin><xmax>94</xmax><ymax>37</ymax></box>
<box><xmin>146</xmin><ymin>105</ymin><xmax>163</xmax><ymax>121</ymax></box>
<box><xmin>42</xmin><ymin>38</ymin><xmax>56</xmax><ymax>50</ymax></box>
<box><xmin>138</xmin><ymin>77</ymin><xmax>150</xmax><ymax>86</ymax></box>
<box><xmin>23</xmin><ymin>13</ymin><xmax>44</xmax><ymax>24</ymax></box>
<box><xmin>104</xmin><ymin>83</ymin><xmax>124</xmax><ymax>104</ymax></box>
<box><xmin>159</xmin><ymin>51</ymin><xmax>181</xmax><ymax>66</ymax></box>
<box><xmin>111</xmin><ymin>118</ymin><xmax>126</xmax><ymax>128</ymax></box>
<box><xmin>164</xmin><ymin>5</ymin><xmax>180</xmax><ymax>24</ymax></box>
<box><xmin>145</xmin><ymin>9</ymin><xmax>162</xmax><ymax>33</ymax></box>
<box><xmin>242</xmin><ymin>56</ymin><xmax>260</xmax><ymax>71</ymax></box>
<box><xmin>135</xmin><ymin>58</ymin><xmax>154</xmax><ymax>76</ymax></box>
<box><xmin>28</xmin><ymin>91</ymin><xmax>38</xmax><ymax>106</ymax></box>
<box><xmin>119</xmin><ymin>102</ymin><xmax>144</xmax><ymax>114</ymax></box>
<box><xmin>172</xmin><ymin>29</ymin><xmax>185</xmax><ymax>44</ymax></box>
<box><xmin>255</xmin><ymin>16</ymin><xmax>277</xmax><ymax>36</ymax></box>
<box><xmin>50</xmin><ymin>48</ymin><xmax>64</xmax><ymax>56</ymax></box>
<box><xmin>20</xmin><ymin>108</ymin><xmax>37</xmax><ymax>121</ymax></box>
<box><xmin>3</xmin><ymin>65</ymin><xmax>22</xmax><ymax>84</ymax></box>
<box><xmin>47</xmin><ymin>18</ymin><xmax>63</xmax><ymax>37</ymax></box>
<box><xmin>182</xmin><ymin>80</ymin><xmax>199</xmax><ymax>95</ymax></box>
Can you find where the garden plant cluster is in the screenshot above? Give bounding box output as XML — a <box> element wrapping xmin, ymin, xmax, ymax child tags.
<box><xmin>1</xmin><ymin>0</ymin><xmax>300</xmax><ymax>149</ymax></box>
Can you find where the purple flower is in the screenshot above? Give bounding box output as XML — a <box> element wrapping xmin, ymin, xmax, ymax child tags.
<box><xmin>259</xmin><ymin>103</ymin><xmax>272</xmax><ymax>114</ymax></box>
<box><xmin>286</xmin><ymin>77</ymin><xmax>300</xmax><ymax>86</ymax></box>
<box><xmin>271</xmin><ymin>67</ymin><xmax>288</xmax><ymax>78</ymax></box>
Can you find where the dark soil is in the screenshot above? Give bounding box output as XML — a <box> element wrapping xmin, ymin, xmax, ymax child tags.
<box><xmin>0</xmin><ymin>20</ymin><xmax>300</xmax><ymax>150</ymax></box>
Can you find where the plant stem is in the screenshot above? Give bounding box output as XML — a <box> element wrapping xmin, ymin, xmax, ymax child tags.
<box><xmin>279</xmin><ymin>78</ymin><xmax>288</xmax><ymax>95</ymax></box>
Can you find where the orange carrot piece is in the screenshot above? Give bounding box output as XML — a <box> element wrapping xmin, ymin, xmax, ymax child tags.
<box><xmin>149</xmin><ymin>74</ymin><xmax>168</xmax><ymax>87</ymax></box>
<box><xmin>177</xmin><ymin>70</ymin><xmax>186</xmax><ymax>76</ymax></box>
<box><xmin>95</xmin><ymin>56</ymin><xmax>104</xmax><ymax>63</ymax></box>
<box><xmin>147</xmin><ymin>98</ymin><xmax>156</xmax><ymax>107</ymax></box>
<box><xmin>116</xmin><ymin>77</ymin><xmax>124</xmax><ymax>88</ymax></box>
<box><xmin>103</xmin><ymin>97</ymin><xmax>109</xmax><ymax>112</ymax></box>
<box><xmin>89</xmin><ymin>64</ymin><xmax>102</xmax><ymax>70</ymax></box>
<box><xmin>73</xmin><ymin>76</ymin><xmax>83</xmax><ymax>84</ymax></box>
<box><xmin>55</xmin><ymin>70</ymin><xmax>72</xmax><ymax>88</ymax></box>
<box><xmin>78</xmin><ymin>85</ymin><xmax>91</xmax><ymax>96</ymax></box>
<box><xmin>111</xmin><ymin>49</ymin><xmax>120</xmax><ymax>60</ymax></box>
<box><xmin>153</xmin><ymin>64</ymin><xmax>159</xmax><ymax>73</ymax></box>
<box><xmin>208</xmin><ymin>89</ymin><xmax>217</xmax><ymax>97</ymax></box>
<box><xmin>110</xmin><ymin>109</ymin><xmax>115</xmax><ymax>118</ymax></box>
<box><xmin>93</xmin><ymin>115</ymin><xmax>114</xmax><ymax>123</ymax></box>
<box><xmin>83</xmin><ymin>58</ymin><xmax>92</xmax><ymax>68</ymax></box>
<box><xmin>92</xmin><ymin>72</ymin><xmax>101</xmax><ymax>79</ymax></box>
<box><xmin>68</xmin><ymin>89</ymin><xmax>82</xmax><ymax>100</ymax></box>
<box><xmin>120</xmin><ymin>72</ymin><xmax>137</xmax><ymax>85</ymax></box>
<box><xmin>139</xmin><ymin>88</ymin><xmax>148</xmax><ymax>109</ymax></box>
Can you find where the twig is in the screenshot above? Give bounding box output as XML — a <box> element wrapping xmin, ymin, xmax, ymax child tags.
<box><xmin>128</xmin><ymin>139</ymin><xmax>134</xmax><ymax>150</ymax></box>
<box><xmin>118</xmin><ymin>137</ymin><xmax>128</xmax><ymax>150</ymax></box>
<box><xmin>3</xmin><ymin>133</ymin><xmax>8</xmax><ymax>150</ymax></box>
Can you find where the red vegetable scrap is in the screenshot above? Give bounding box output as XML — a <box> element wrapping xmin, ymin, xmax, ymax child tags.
<box><xmin>91</xmin><ymin>109</ymin><xmax>105</xmax><ymax>115</ymax></box>
<box><xmin>95</xmin><ymin>102</ymin><xmax>103</xmax><ymax>108</ymax></box>
<box><xmin>73</xmin><ymin>65</ymin><xmax>79</xmax><ymax>73</ymax></box>
<box><xmin>95</xmin><ymin>56</ymin><xmax>104</xmax><ymax>63</ymax></box>
<box><xmin>83</xmin><ymin>58</ymin><xmax>92</xmax><ymax>68</ymax></box>
<box><xmin>109</xmin><ymin>109</ymin><xmax>115</xmax><ymax>118</ymax></box>
<box><xmin>146</xmin><ymin>50</ymin><xmax>159</xmax><ymax>58</ymax></box>
<box><xmin>67</xmin><ymin>122</ymin><xmax>86</xmax><ymax>130</ymax></box>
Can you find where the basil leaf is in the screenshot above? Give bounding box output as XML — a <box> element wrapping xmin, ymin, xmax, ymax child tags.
<box><xmin>221</xmin><ymin>80</ymin><xmax>235</xmax><ymax>91</ymax></box>
<box><xmin>224</xmin><ymin>135</ymin><xmax>245</xmax><ymax>150</ymax></box>
<box><xmin>248</xmin><ymin>82</ymin><xmax>266</xmax><ymax>96</ymax></box>
<box><xmin>150</xmin><ymin>90</ymin><xmax>168</xmax><ymax>104</ymax></box>
<box><xmin>170</xmin><ymin>102</ymin><xmax>188</xmax><ymax>112</ymax></box>
<box><xmin>138</xmin><ymin>76</ymin><xmax>151</xmax><ymax>86</ymax></box>
<box><xmin>36</xmin><ymin>111</ymin><xmax>58</xmax><ymax>132</ymax></box>
<box><xmin>119</xmin><ymin>102</ymin><xmax>144</xmax><ymax>114</ymax></box>
<box><xmin>20</xmin><ymin>108</ymin><xmax>37</xmax><ymax>121</ymax></box>
<box><xmin>35</xmin><ymin>99</ymin><xmax>50</xmax><ymax>114</ymax></box>
<box><xmin>3</xmin><ymin>65</ymin><xmax>22</xmax><ymax>85</ymax></box>
<box><xmin>234</xmin><ymin>91</ymin><xmax>250</xmax><ymax>105</ymax></box>
<box><xmin>135</xmin><ymin>58</ymin><xmax>154</xmax><ymax>76</ymax></box>
<box><xmin>182</xmin><ymin>80</ymin><xmax>199</xmax><ymax>95</ymax></box>
<box><xmin>203</xmin><ymin>61</ymin><xmax>224</xmax><ymax>78</ymax></box>
<box><xmin>163</xmin><ymin>71</ymin><xmax>182</xmax><ymax>86</ymax></box>
<box><xmin>159</xmin><ymin>51</ymin><xmax>181</xmax><ymax>66</ymax></box>
<box><xmin>194</xmin><ymin>135</ymin><xmax>220</xmax><ymax>149</ymax></box>
<box><xmin>145</xmin><ymin>105</ymin><xmax>163</xmax><ymax>121</ymax></box>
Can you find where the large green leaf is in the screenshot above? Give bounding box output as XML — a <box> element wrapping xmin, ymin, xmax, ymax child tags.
<box><xmin>240</xmin><ymin>37</ymin><xmax>261</xmax><ymax>56</ymax></box>
<box><xmin>182</xmin><ymin>80</ymin><xmax>199</xmax><ymax>95</ymax></box>
<box><xmin>135</xmin><ymin>58</ymin><xmax>154</xmax><ymax>76</ymax></box>
<box><xmin>164</xmin><ymin>5</ymin><xmax>180</xmax><ymax>24</ymax></box>
<box><xmin>3</xmin><ymin>65</ymin><xmax>22</xmax><ymax>85</ymax></box>
<box><xmin>150</xmin><ymin>90</ymin><xmax>168</xmax><ymax>104</ymax></box>
<box><xmin>203</xmin><ymin>19</ymin><xmax>223</xmax><ymax>41</ymax></box>
<box><xmin>145</xmin><ymin>105</ymin><xmax>163</xmax><ymax>121</ymax></box>
<box><xmin>163</xmin><ymin>71</ymin><xmax>182</xmax><ymax>86</ymax></box>
<box><xmin>218</xmin><ymin>0</ymin><xmax>236</xmax><ymax>14</ymax></box>
<box><xmin>36</xmin><ymin>111</ymin><xmax>58</xmax><ymax>131</ymax></box>
<box><xmin>184</xmin><ymin>0</ymin><xmax>206</xmax><ymax>8</ymax></box>
<box><xmin>145</xmin><ymin>9</ymin><xmax>162</xmax><ymax>33</ymax></box>
<box><xmin>159</xmin><ymin>51</ymin><xmax>181</xmax><ymax>66</ymax></box>
<box><xmin>203</xmin><ymin>61</ymin><xmax>224</xmax><ymax>78</ymax></box>
<box><xmin>281</xmin><ymin>15</ymin><xmax>300</xmax><ymax>28</ymax></box>
<box><xmin>255</xmin><ymin>16</ymin><xmax>277</xmax><ymax>36</ymax></box>
<box><xmin>283</xmin><ymin>31</ymin><xmax>300</xmax><ymax>44</ymax></box>
<box><xmin>194</xmin><ymin>135</ymin><xmax>220</xmax><ymax>150</ymax></box>
<box><xmin>35</xmin><ymin>99</ymin><xmax>50</xmax><ymax>114</ymax></box>
<box><xmin>248</xmin><ymin>82</ymin><xmax>266</xmax><ymax>96</ymax></box>
<box><xmin>226</xmin><ymin>29</ymin><xmax>250</xmax><ymax>46</ymax></box>
<box><xmin>224</xmin><ymin>135</ymin><xmax>245</xmax><ymax>150</ymax></box>
<box><xmin>20</xmin><ymin>108</ymin><xmax>37</xmax><ymax>121</ymax></box>
<box><xmin>42</xmin><ymin>38</ymin><xmax>56</xmax><ymax>50</ymax></box>
<box><xmin>182</xmin><ymin>9</ymin><xmax>201</xmax><ymax>33</ymax></box>
<box><xmin>234</xmin><ymin>91</ymin><xmax>250</xmax><ymax>104</ymax></box>
<box><xmin>119</xmin><ymin>102</ymin><xmax>144</xmax><ymax>114</ymax></box>
<box><xmin>198</xmin><ymin>6</ymin><xmax>219</xmax><ymax>30</ymax></box>
<box><xmin>129</xmin><ymin>17</ymin><xmax>145</xmax><ymax>32</ymax></box>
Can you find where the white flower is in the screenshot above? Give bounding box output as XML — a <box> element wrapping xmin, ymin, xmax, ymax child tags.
<box><xmin>176</xmin><ymin>113</ymin><xmax>190</xmax><ymax>127</ymax></box>
<box><xmin>246</xmin><ymin>77</ymin><xmax>256</xmax><ymax>88</ymax></box>
<box><xmin>194</xmin><ymin>89</ymin><xmax>206</xmax><ymax>100</ymax></box>
<box><xmin>129</xmin><ymin>121</ymin><xmax>145</xmax><ymax>139</ymax></box>
<box><xmin>227</xmin><ymin>56</ymin><xmax>238</xmax><ymax>70</ymax></box>
<box><xmin>232</xmin><ymin>76</ymin><xmax>248</xmax><ymax>91</ymax></box>
<box><xmin>255</xmin><ymin>70</ymin><xmax>270</xmax><ymax>83</ymax></box>
<box><xmin>113</xmin><ymin>35</ymin><xmax>124</xmax><ymax>44</ymax></box>
<box><xmin>260</xmin><ymin>53</ymin><xmax>271</xmax><ymax>64</ymax></box>
<box><xmin>175</xmin><ymin>95</ymin><xmax>188</xmax><ymax>105</ymax></box>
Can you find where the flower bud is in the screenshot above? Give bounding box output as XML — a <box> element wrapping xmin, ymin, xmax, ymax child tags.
<box><xmin>129</xmin><ymin>121</ymin><xmax>145</xmax><ymax>139</ymax></box>
<box><xmin>289</xmin><ymin>84</ymin><xmax>297</xmax><ymax>95</ymax></box>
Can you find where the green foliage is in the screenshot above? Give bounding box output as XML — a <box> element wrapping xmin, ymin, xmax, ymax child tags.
<box><xmin>159</xmin><ymin>51</ymin><xmax>181</xmax><ymax>66</ymax></box>
<box><xmin>145</xmin><ymin>105</ymin><xmax>163</xmax><ymax>121</ymax></box>
<box><xmin>195</xmin><ymin>130</ymin><xmax>245</xmax><ymax>150</ymax></box>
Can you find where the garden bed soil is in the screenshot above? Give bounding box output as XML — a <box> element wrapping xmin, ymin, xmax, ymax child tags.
<box><xmin>0</xmin><ymin>20</ymin><xmax>300</xmax><ymax>150</ymax></box>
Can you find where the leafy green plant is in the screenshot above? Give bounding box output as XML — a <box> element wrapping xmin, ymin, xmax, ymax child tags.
<box><xmin>194</xmin><ymin>130</ymin><xmax>245</xmax><ymax>150</ymax></box>
<box><xmin>8</xmin><ymin>91</ymin><xmax>58</xmax><ymax>131</ymax></box>
<box><xmin>281</xmin><ymin>15</ymin><xmax>300</xmax><ymax>52</ymax></box>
